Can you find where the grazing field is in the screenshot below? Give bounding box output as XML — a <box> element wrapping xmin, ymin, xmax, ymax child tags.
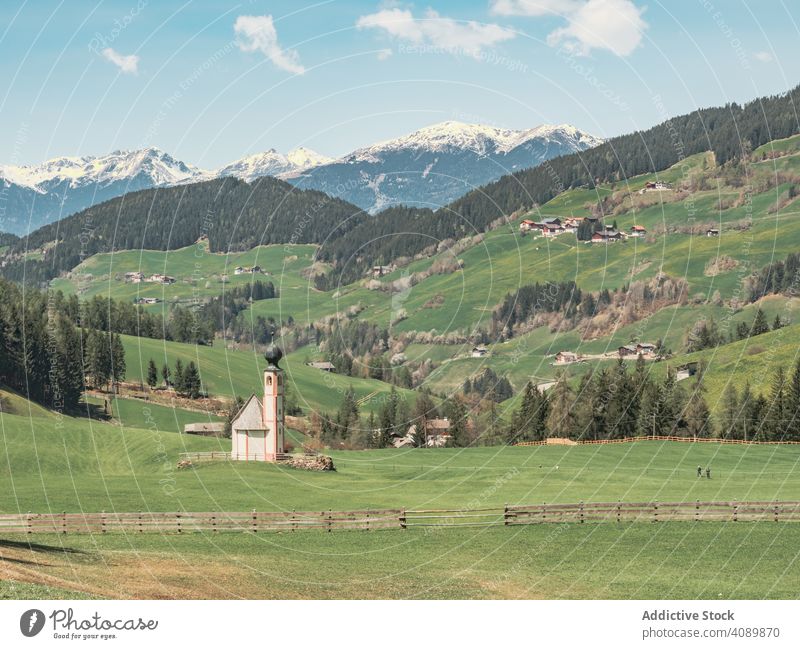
<box><xmin>3</xmin><ymin>392</ymin><xmax>800</xmax><ymax>599</ymax></box>
<box><xmin>2</xmin><ymin>523</ymin><xmax>799</xmax><ymax>599</ymax></box>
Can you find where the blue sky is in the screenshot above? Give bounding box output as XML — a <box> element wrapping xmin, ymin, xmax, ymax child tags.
<box><xmin>0</xmin><ymin>0</ymin><xmax>797</xmax><ymax>168</ymax></box>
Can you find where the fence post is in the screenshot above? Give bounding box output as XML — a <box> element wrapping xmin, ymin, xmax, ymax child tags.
<box><xmin>62</xmin><ymin>511</ymin><xmax>67</xmax><ymax>534</ymax></box>
<box><xmin>291</xmin><ymin>509</ymin><xmax>296</xmax><ymax>532</ymax></box>
<box><xmin>138</xmin><ymin>511</ymin><xmax>143</xmax><ymax>533</ymax></box>
<box><xmin>503</xmin><ymin>504</ymin><xmax>509</xmax><ymax>526</ymax></box>
<box><xmin>366</xmin><ymin>511</ymin><xmax>371</xmax><ymax>532</ymax></box>
<box><xmin>252</xmin><ymin>509</ymin><xmax>257</xmax><ymax>533</ymax></box>
<box><xmin>211</xmin><ymin>514</ymin><xmax>217</xmax><ymax>533</ymax></box>
<box><xmin>176</xmin><ymin>513</ymin><xmax>182</xmax><ymax>534</ymax></box>
<box><xmin>579</xmin><ymin>501</ymin><xmax>584</xmax><ymax>524</ymax></box>
<box><xmin>653</xmin><ymin>502</ymin><xmax>658</xmax><ymax>523</ymax></box>
<box><xmin>101</xmin><ymin>510</ymin><xmax>106</xmax><ymax>534</ymax></box>
<box><xmin>327</xmin><ymin>509</ymin><xmax>332</xmax><ymax>533</ymax></box>
<box><xmin>26</xmin><ymin>511</ymin><xmax>32</xmax><ymax>535</ymax></box>
<box><xmin>695</xmin><ymin>499</ymin><xmax>700</xmax><ymax>522</ymax></box>
<box><xmin>733</xmin><ymin>502</ymin><xmax>738</xmax><ymax>522</ymax></box>
<box><xmin>400</xmin><ymin>510</ymin><xmax>406</xmax><ymax>530</ymax></box>
<box><xmin>616</xmin><ymin>501</ymin><xmax>621</xmax><ymax>524</ymax></box>
<box><xmin>542</xmin><ymin>502</ymin><xmax>546</xmax><ymax>523</ymax></box>
<box><xmin>774</xmin><ymin>503</ymin><xmax>779</xmax><ymax>523</ymax></box>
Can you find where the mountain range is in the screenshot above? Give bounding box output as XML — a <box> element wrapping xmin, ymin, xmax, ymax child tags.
<box><xmin>0</xmin><ymin>121</ymin><xmax>601</xmax><ymax>235</ymax></box>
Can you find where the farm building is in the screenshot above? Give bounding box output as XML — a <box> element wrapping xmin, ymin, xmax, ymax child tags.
<box><xmin>229</xmin><ymin>344</ymin><xmax>286</xmax><ymax>461</ymax></box>
<box><xmin>372</xmin><ymin>265</ymin><xmax>392</xmax><ymax>277</ymax></box>
<box><xmin>519</xmin><ymin>219</ymin><xmax>537</xmax><ymax>232</ymax></box>
<box><xmin>124</xmin><ymin>271</ymin><xmax>144</xmax><ymax>283</ymax></box>
<box><xmin>554</xmin><ymin>351</ymin><xmax>579</xmax><ymax>365</ymax></box>
<box><xmin>148</xmin><ymin>274</ymin><xmax>176</xmax><ymax>285</ymax></box>
<box><xmin>134</xmin><ymin>297</ymin><xmax>161</xmax><ymax>305</ymax></box>
<box><xmin>591</xmin><ymin>230</ymin><xmax>623</xmax><ymax>243</ymax></box>
<box><xmin>234</xmin><ymin>266</ymin><xmax>245</xmax><ymax>275</ymax></box>
<box><xmin>307</xmin><ymin>361</ymin><xmax>336</xmax><ymax>372</ymax></box>
<box><xmin>636</xmin><ymin>342</ymin><xmax>657</xmax><ymax>357</ymax></box>
<box><xmin>425</xmin><ymin>418</ymin><xmax>451</xmax><ymax>447</ymax></box>
<box><xmin>706</xmin><ymin>228</ymin><xmax>720</xmax><ymax>237</ymax></box>
<box><xmin>629</xmin><ymin>225</ymin><xmax>647</xmax><ymax>237</ymax></box>
<box><xmin>618</xmin><ymin>345</ymin><xmax>638</xmax><ymax>358</ymax></box>
<box><xmin>471</xmin><ymin>346</ymin><xmax>488</xmax><ymax>358</ymax></box>
<box><xmin>183</xmin><ymin>422</ymin><xmax>226</xmax><ymax>437</ymax></box>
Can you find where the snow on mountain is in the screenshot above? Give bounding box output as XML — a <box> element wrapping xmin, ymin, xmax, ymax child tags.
<box><xmin>0</xmin><ymin>147</ymin><xmax>201</xmax><ymax>190</ymax></box>
<box><xmin>214</xmin><ymin>147</ymin><xmax>332</xmax><ymax>182</ymax></box>
<box><xmin>289</xmin><ymin>121</ymin><xmax>604</xmax><ymax>213</ymax></box>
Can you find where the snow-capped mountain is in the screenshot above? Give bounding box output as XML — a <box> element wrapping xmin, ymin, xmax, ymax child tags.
<box><xmin>286</xmin><ymin>121</ymin><xmax>603</xmax><ymax>213</ymax></box>
<box><xmin>214</xmin><ymin>147</ymin><xmax>332</xmax><ymax>183</ymax></box>
<box><xmin>0</xmin><ymin>122</ymin><xmax>602</xmax><ymax>234</ymax></box>
<box><xmin>0</xmin><ymin>148</ymin><xmax>204</xmax><ymax>234</ymax></box>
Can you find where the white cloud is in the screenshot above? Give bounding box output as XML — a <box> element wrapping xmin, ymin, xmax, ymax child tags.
<box><xmin>490</xmin><ymin>0</ymin><xmax>582</xmax><ymax>16</ymax></box>
<box><xmin>377</xmin><ymin>48</ymin><xmax>393</xmax><ymax>61</ymax></box>
<box><xmin>234</xmin><ymin>14</ymin><xmax>305</xmax><ymax>75</ymax></box>
<box><xmin>493</xmin><ymin>0</ymin><xmax>647</xmax><ymax>57</ymax></box>
<box><xmin>101</xmin><ymin>48</ymin><xmax>139</xmax><ymax>75</ymax></box>
<box><xmin>754</xmin><ymin>50</ymin><xmax>773</xmax><ymax>63</ymax></box>
<box><xmin>356</xmin><ymin>8</ymin><xmax>516</xmax><ymax>58</ymax></box>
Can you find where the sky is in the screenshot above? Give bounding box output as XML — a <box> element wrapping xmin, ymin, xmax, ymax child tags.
<box><xmin>0</xmin><ymin>0</ymin><xmax>798</xmax><ymax>169</ymax></box>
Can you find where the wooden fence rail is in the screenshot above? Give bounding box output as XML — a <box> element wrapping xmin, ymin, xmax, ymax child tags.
<box><xmin>2</xmin><ymin>502</ymin><xmax>799</xmax><ymax>535</ymax></box>
<box><xmin>515</xmin><ymin>435</ymin><xmax>800</xmax><ymax>446</ymax></box>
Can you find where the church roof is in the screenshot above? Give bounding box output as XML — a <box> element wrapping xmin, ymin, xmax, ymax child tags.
<box><xmin>231</xmin><ymin>394</ymin><xmax>265</xmax><ymax>431</ymax></box>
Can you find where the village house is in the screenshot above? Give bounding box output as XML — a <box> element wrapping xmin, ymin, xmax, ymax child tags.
<box><xmin>641</xmin><ymin>181</ymin><xmax>671</xmax><ymax>193</ymax></box>
<box><xmin>471</xmin><ymin>346</ymin><xmax>488</xmax><ymax>358</ymax></box>
<box><xmin>618</xmin><ymin>344</ymin><xmax>638</xmax><ymax>358</ymax></box>
<box><xmin>124</xmin><ymin>271</ymin><xmax>144</xmax><ymax>283</ymax></box>
<box><xmin>554</xmin><ymin>351</ymin><xmax>579</xmax><ymax>365</ymax></box>
<box><xmin>519</xmin><ymin>219</ymin><xmax>537</xmax><ymax>232</ymax></box>
<box><xmin>590</xmin><ymin>230</ymin><xmax>623</xmax><ymax>243</ymax></box>
<box><xmin>706</xmin><ymin>228</ymin><xmax>720</xmax><ymax>237</ymax></box>
<box><xmin>629</xmin><ymin>225</ymin><xmax>647</xmax><ymax>237</ymax></box>
<box><xmin>234</xmin><ymin>266</ymin><xmax>245</xmax><ymax>275</ymax></box>
<box><xmin>636</xmin><ymin>342</ymin><xmax>657</xmax><ymax>357</ymax></box>
<box><xmin>134</xmin><ymin>297</ymin><xmax>162</xmax><ymax>305</ymax></box>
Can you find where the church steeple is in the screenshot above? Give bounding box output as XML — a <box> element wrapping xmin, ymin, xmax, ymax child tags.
<box><xmin>263</xmin><ymin>339</ymin><xmax>285</xmax><ymax>458</ymax></box>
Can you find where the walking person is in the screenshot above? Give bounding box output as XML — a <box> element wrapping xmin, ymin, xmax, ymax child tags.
<box><xmin>706</xmin><ymin>467</ymin><xmax>711</xmax><ymax>479</ymax></box>
<box><xmin>697</xmin><ymin>465</ymin><xmax>702</xmax><ymax>478</ymax></box>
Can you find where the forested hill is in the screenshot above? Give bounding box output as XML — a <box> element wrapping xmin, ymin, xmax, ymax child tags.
<box><xmin>316</xmin><ymin>84</ymin><xmax>800</xmax><ymax>285</ymax></box>
<box><xmin>1</xmin><ymin>175</ymin><xmax>369</xmax><ymax>284</ymax></box>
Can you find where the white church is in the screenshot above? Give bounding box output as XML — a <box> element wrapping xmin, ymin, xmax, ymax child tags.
<box><xmin>230</xmin><ymin>343</ymin><xmax>287</xmax><ymax>461</ymax></box>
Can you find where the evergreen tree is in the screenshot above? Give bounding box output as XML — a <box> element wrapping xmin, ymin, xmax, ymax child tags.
<box><xmin>413</xmin><ymin>389</ymin><xmax>437</xmax><ymax>447</ymax></box>
<box><xmin>751</xmin><ymin>308</ymin><xmax>770</xmax><ymax>336</ymax></box>
<box><xmin>183</xmin><ymin>361</ymin><xmax>201</xmax><ymax>399</ymax></box>
<box><xmin>161</xmin><ymin>363</ymin><xmax>171</xmax><ymax>387</ymax></box>
<box><xmin>765</xmin><ymin>366</ymin><xmax>789</xmax><ymax>440</ymax></box>
<box><xmin>787</xmin><ymin>358</ymin><xmax>800</xmax><ymax>441</ymax></box>
<box><xmin>85</xmin><ymin>329</ymin><xmax>111</xmax><ymax>390</ymax></box>
<box><xmin>335</xmin><ymin>387</ymin><xmax>359</xmax><ymax>440</ymax></box>
<box><xmin>545</xmin><ymin>371</ymin><xmax>575</xmax><ymax>439</ymax></box>
<box><xmin>719</xmin><ymin>383</ymin><xmax>741</xmax><ymax>439</ymax></box>
<box><xmin>445</xmin><ymin>395</ymin><xmax>469</xmax><ymax>447</ymax></box>
<box><xmin>173</xmin><ymin>359</ymin><xmax>185</xmax><ymax>394</ymax></box>
<box><xmin>684</xmin><ymin>370</ymin><xmax>713</xmax><ymax>438</ymax></box>
<box><xmin>147</xmin><ymin>359</ymin><xmax>159</xmax><ymax>388</ymax></box>
<box><xmin>110</xmin><ymin>333</ymin><xmax>126</xmax><ymax>386</ymax></box>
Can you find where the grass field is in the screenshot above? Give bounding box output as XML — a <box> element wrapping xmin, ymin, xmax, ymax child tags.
<box><xmin>3</xmin><ymin>386</ymin><xmax>800</xmax><ymax>599</ymax></box>
<box><xmin>3</xmin><ymin>522</ymin><xmax>799</xmax><ymax>599</ymax></box>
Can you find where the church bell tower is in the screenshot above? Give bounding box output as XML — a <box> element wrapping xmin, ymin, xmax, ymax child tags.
<box><xmin>263</xmin><ymin>342</ymin><xmax>285</xmax><ymax>458</ymax></box>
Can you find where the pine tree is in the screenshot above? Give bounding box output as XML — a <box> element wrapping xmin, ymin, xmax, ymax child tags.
<box><xmin>765</xmin><ymin>366</ymin><xmax>789</xmax><ymax>440</ymax></box>
<box><xmin>719</xmin><ymin>383</ymin><xmax>741</xmax><ymax>439</ymax></box>
<box><xmin>545</xmin><ymin>371</ymin><xmax>575</xmax><ymax>439</ymax></box>
<box><xmin>110</xmin><ymin>333</ymin><xmax>126</xmax><ymax>387</ymax></box>
<box><xmin>684</xmin><ymin>372</ymin><xmax>713</xmax><ymax>438</ymax></box>
<box><xmin>147</xmin><ymin>359</ymin><xmax>158</xmax><ymax>388</ymax></box>
<box><xmin>183</xmin><ymin>361</ymin><xmax>201</xmax><ymax>399</ymax></box>
<box><xmin>413</xmin><ymin>389</ymin><xmax>437</xmax><ymax>447</ymax></box>
<box><xmin>161</xmin><ymin>363</ymin><xmax>171</xmax><ymax>387</ymax></box>
<box><xmin>751</xmin><ymin>308</ymin><xmax>770</xmax><ymax>336</ymax></box>
<box><xmin>335</xmin><ymin>387</ymin><xmax>359</xmax><ymax>439</ymax></box>
<box><xmin>445</xmin><ymin>395</ymin><xmax>469</xmax><ymax>447</ymax></box>
<box><xmin>173</xmin><ymin>359</ymin><xmax>185</xmax><ymax>394</ymax></box>
<box><xmin>85</xmin><ymin>330</ymin><xmax>111</xmax><ymax>390</ymax></box>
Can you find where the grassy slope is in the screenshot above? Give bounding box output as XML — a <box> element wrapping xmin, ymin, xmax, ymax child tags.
<box><xmin>120</xmin><ymin>334</ymin><xmax>416</xmax><ymax>415</ymax></box>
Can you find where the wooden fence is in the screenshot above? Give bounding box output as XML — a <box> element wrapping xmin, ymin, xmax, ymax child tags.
<box><xmin>515</xmin><ymin>435</ymin><xmax>800</xmax><ymax>447</ymax></box>
<box><xmin>2</xmin><ymin>502</ymin><xmax>799</xmax><ymax>535</ymax></box>
<box><xmin>0</xmin><ymin>509</ymin><xmax>403</xmax><ymax>534</ymax></box>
